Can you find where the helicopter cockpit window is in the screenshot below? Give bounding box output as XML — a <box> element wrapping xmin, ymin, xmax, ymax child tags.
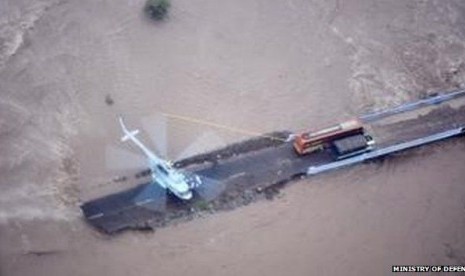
<box><xmin>156</xmin><ymin>164</ymin><xmax>169</xmax><ymax>175</ymax></box>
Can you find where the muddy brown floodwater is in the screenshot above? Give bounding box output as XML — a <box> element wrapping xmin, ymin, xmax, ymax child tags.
<box><xmin>1</xmin><ymin>0</ymin><xmax>465</xmax><ymax>275</ymax></box>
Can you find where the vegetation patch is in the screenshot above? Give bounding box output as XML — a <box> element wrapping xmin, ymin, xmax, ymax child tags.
<box><xmin>145</xmin><ymin>0</ymin><xmax>171</xmax><ymax>21</ymax></box>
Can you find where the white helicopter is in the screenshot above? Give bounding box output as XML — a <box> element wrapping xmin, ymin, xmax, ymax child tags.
<box><xmin>115</xmin><ymin>116</ymin><xmax>225</xmax><ymax>210</ymax></box>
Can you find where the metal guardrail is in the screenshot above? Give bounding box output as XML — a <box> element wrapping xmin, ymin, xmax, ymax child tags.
<box><xmin>360</xmin><ymin>89</ymin><xmax>465</xmax><ymax>122</ymax></box>
<box><xmin>307</xmin><ymin>127</ymin><xmax>465</xmax><ymax>175</ymax></box>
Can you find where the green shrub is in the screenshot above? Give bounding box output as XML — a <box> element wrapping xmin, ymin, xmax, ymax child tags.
<box><xmin>145</xmin><ymin>0</ymin><xmax>171</xmax><ymax>20</ymax></box>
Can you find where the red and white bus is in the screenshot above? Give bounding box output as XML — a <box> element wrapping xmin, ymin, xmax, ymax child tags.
<box><xmin>293</xmin><ymin>119</ymin><xmax>364</xmax><ymax>155</ymax></box>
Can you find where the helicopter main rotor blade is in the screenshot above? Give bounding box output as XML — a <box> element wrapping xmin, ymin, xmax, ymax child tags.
<box><xmin>106</xmin><ymin>145</ymin><xmax>147</xmax><ymax>171</ymax></box>
<box><xmin>175</xmin><ymin>131</ymin><xmax>226</xmax><ymax>161</ymax></box>
<box><xmin>141</xmin><ymin>113</ymin><xmax>168</xmax><ymax>158</ymax></box>
<box><xmin>133</xmin><ymin>182</ymin><xmax>167</xmax><ymax>212</ymax></box>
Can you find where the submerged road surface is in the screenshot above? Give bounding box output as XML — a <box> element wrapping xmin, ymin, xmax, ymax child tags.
<box><xmin>81</xmin><ymin>93</ymin><xmax>465</xmax><ymax>233</ymax></box>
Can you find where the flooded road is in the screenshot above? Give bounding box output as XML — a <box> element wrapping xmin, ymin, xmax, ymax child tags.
<box><xmin>1</xmin><ymin>0</ymin><xmax>465</xmax><ymax>275</ymax></box>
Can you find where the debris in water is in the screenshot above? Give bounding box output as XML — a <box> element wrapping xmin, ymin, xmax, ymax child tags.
<box><xmin>105</xmin><ymin>94</ymin><xmax>114</xmax><ymax>106</ymax></box>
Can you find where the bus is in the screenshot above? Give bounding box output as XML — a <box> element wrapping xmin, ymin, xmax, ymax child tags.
<box><xmin>293</xmin><ymin>119</ymin><xmax>364</xmax><ymax>155</ymax></box>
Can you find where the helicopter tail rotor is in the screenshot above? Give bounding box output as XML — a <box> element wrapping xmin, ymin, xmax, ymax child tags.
<box><xmin>119</xmin><ymin>116</ymin><xmax>141</xmax><ymax>142</ymax></box>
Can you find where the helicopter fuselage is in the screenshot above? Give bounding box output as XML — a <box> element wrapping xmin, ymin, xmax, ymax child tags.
<box><xmin>150</xmin><ymin>161</ymin><xmax>193</xmax><ymax>200</ymax></box>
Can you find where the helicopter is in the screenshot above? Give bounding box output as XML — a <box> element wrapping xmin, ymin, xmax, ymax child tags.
<box><xmin>119</xmin><ymin>116</ymin><xmax>195</xmax><ymax>200</ymax></box>
<box><xmin>113</xmin><ymin>116</ymin><xmax>226</xmax><ymax>211</ymax></box>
